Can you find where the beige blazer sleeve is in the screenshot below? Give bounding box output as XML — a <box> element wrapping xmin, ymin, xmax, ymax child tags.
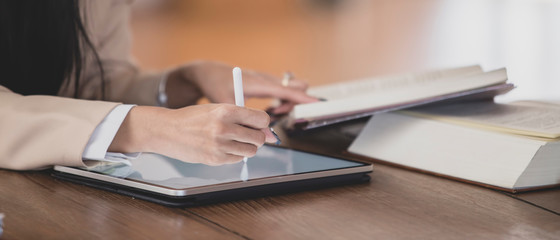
<box><xmin>0</xmin><ymin>0</ymin><xmax>165</xmax><ymax>170</ymax></box>
<box><xmin>0</xmin><ymin>86</ymin><xmax>120</xmax><ymax>170</ymax></box>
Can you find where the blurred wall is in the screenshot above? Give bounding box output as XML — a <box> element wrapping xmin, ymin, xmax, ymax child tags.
<box><xmin>131</xmin><ymin>0</ymin><xmax>560</xmax><ymax>106</ymax></box>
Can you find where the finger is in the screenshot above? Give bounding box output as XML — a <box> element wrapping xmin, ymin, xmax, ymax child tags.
<box><xmin>243</xmin><ymin>71</ymin><xmax>317</xmax><ymax>104</ymax></box>
<box><xmin>224</xmin><ymin>106</ymin><xmax>271</xmax><ymax>129</ymax></box>
<box><xmin>223</xmin><ymin>140</ymin><xmax>260</xmax><ymax>158</ymax></box>
<box><xmin>282</xmin><ymin>78</ymin><xmax>309</xmax><ymax>91</ymax></box>
<box><xmin>258</xmin><ymin>86</ymin><xmax>319</xmax><ymax>104</ymax></box>
<box><xmin>269</xmin><ymin>102</ymin><xmax>295</xmax><ymax>115</ymax></box>
<box><xmin>223</xmin><ymin>123</ymin><xmax>266</xmax><ymax>147</ymax></box>
<box><xmin>206</xmin><ymin>153</ymin><xmax>245</xmax><ymax>166</ymax></box>
<box><xmin>223</xmin><ymin>154</ymin><xmax>246</xmax><ymax>164</ymax></box>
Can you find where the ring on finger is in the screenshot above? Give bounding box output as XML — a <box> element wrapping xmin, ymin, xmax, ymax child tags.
<box><xmin>281</xmin><ymin>71</ymin><xmax>294</xmax><ymax>87</ymax></box>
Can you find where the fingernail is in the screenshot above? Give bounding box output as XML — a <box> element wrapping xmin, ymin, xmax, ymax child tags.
<box><xmin>270</xmin><ymin>127</ymin><xmax>281</xmax><ymax>145</ymax></box>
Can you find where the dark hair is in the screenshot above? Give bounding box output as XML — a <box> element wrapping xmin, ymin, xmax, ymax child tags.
<box><xmin>0</xmin><ymin>0</ymin><xmax>104</xmax><ymax>98</ymax></box>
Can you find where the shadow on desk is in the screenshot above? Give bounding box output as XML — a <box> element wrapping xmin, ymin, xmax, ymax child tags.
<box><xmin>0</xmin><ymin>119</ymin><xmax>559</xmax><ymax>238</ymax></box>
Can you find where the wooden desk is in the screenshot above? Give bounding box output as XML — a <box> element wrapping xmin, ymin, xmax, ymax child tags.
<box><xmin>3</xmin><ymin>0</ymin><xmax>560</xmax><ymax>238</ymax></box>
<box><xmin>1</xmin><ymin>122</ymin><xmax>559</xmax><ymax>239</ymax></box>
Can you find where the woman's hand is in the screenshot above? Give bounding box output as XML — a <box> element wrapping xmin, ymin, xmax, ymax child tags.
<box><xmin>164</xmin><ymin>61</ymin><xmax>318</xmax><ymax>113</ymax></box>
<box><xmin>108</xmin><ymin>104</ymin><xmax>277</xmax><ymax>165</ymax></box>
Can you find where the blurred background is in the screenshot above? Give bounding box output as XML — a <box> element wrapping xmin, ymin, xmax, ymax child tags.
<box><xmin>130</xmin><ymin>0</ymin><xmax>560</xmax><ymax>109</ymax></box>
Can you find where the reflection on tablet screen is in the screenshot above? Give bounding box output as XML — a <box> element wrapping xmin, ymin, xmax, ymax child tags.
<box><xmin>86</xmin><ymin>146</ymin><xmax>365</xmax><ymax>189</ymax></box>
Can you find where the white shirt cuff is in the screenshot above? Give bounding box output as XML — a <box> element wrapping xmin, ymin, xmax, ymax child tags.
<box><xmin>157</xmin><ymin>72</ymin><xmax>169</xmax><ymax>107</ymax></box>
<box><xmin>82</xmin><ymin>104</ymin><xmax>139</xmax><ymax>165</ymax></box>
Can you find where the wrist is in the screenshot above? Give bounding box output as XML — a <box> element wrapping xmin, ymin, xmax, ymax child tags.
<box><xmin>108</xmin><ymin>106</ymin><xmax>167</xmax><ymax>153</ymax></box>
<box><xmin>165</xmin><ymin>64</ymin><xmax>202</xmax><ymax>108</ymax></box>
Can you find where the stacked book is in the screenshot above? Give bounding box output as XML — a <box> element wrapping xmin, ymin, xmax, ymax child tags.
<box><xmin>287</xmin><ymin>65</ymin><xmax>560</xmax><ymax>192</ymax></box>
<box><xmin>348</xmin><ymin>101</ymin><xmax>560</xmax><ymax>192</ymax></box>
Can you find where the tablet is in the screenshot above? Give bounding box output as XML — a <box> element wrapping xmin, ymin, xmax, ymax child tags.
<box><xmin>53</xmin><ymin>145</ymin><xmax>372</xmax><ymax>207</ymax></box>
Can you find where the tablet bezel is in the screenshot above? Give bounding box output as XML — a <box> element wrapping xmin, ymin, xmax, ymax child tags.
<box><xmin>52</xmin><ymin>169</ymin><xmax>371</xmax><ymax>207</ymax></box>
<box><xmin>53</xmin><ymin>146</ymin><xmax>373</xmax><ymax>197</ymax></box>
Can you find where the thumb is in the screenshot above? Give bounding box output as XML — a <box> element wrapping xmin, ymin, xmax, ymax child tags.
<box><xmin>259</xmin><ymin>85</ymin><xmax>319</xmax><ymax>104</ymax></box>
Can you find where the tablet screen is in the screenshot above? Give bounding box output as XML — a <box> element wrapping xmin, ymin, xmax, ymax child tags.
<box><xmin>85</xmin><ymin>145</ymin><xmax>368</xmax><ymax>189</ymax></box>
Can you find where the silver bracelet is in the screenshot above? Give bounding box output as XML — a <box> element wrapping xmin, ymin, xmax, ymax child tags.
<box><xmin>157</xmin><ymin>73</ymin><xmax>169</xmax><ymax>107</ymax></box>
<box><xmin>0</xmin><ymin>213</ymin><xmax>4</xmax><ymax>237</ymax></box>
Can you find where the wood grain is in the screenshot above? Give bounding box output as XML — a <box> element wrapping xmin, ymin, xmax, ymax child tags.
<box><xmin>513</xmin><ymin>190</ymin><xmax>560</xmax><ymax>215</ymax></box>
<box><xmin>190</xmin><ymin>165</ymin><xmax>560</xmax><ymax>239</ymax></box>
<box><xmin>187</xmin><ymin>122</ymin><xmax>560</xmax><ymax>239</ymax></box>
<box><xmin>0</xmin><ymin>169</ymin><xmax>240</xmax><ymax>239</ymax></box>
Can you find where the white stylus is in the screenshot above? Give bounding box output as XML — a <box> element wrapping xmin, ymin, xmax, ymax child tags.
<box><xmin>232</xmin><ymin>67</ymin><xmax>248</xmax><ymax>163</ymax></box>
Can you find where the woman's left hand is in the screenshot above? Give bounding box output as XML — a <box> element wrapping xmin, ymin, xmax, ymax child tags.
<box><xmin>164</xmin><ymin>61</ymin><xmax>318</xmax><ymax>113</ymax></box>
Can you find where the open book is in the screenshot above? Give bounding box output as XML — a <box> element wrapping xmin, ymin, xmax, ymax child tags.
<box><xmin>348</xmin><ymin>101</ymin><xmax>560</xmax><ymax>192</ymax></box>
<box><xmin>286</xmin><ymin>65</ymin><xmax>514</xmax><ymax>130</ymax></box>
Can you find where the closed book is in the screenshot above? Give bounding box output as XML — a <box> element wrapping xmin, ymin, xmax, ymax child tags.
<box><xmin>348</xmin><ymin>101</ymin><xmax>560</xmax><ymax>192</ymax></box>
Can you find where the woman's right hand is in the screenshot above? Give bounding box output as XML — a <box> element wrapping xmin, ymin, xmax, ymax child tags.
<box><xmin>109</xmin><ymin>104</ymin><xmax>277</xmax><ymax>165</ymax></box>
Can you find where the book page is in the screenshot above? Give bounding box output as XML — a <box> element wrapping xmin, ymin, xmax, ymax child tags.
<box><xmin>406</xmin><ymin>101</ymin><xmax>560</xmax><ymax>138</ymax></box>
<box><xmin>511</xmin><ymin>100</ymin><xmax>560</xmax><ymax>109</ymax></box>
<box><xmin>293</xmin><ymin>68</ymin><xmax>508</xmax><ymax>120</ymax></box>
<box><xmin>308</xmin><ymin>65</ymin><xmax>483</xmax><ymax>100</ymax></box>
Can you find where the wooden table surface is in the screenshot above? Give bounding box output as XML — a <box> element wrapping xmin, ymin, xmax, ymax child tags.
<box><xmin>2</xmin><ymin>0</ymin><xmax>560</xmax><ymax>239</ymax></box>
<box><xmin>1</xmin><ymin>121</ymin><xmax>559</xmax><ymax>239</ymax></box>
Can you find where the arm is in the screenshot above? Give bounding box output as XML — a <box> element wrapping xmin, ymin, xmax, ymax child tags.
<box><xmin>108</xmin><ymin>104</ymin><xmax>278</xmax><ymax>165</ymax></box>
<box><xmin>75</xmin><ymin>1</ymin><xmax>316</xmax><ymax>165</ymax></box>
<box><xmin>0</xmin><ymin>86</ymin><xmax>119</xmax><ymax>170</ymax></box>
<box><xmin>76</xmin><ymin>1</ymin><xmax>316</xmax><ymax>110</ymax></box>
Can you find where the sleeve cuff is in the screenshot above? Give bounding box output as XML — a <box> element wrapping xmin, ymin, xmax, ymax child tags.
<box><xmin>82</xmin><ymin>104</ymin><xmax>138</xmax><ymax>165</ymax></box>
<box><xmin>157</xmin><ymin>71</ymin><xmax>169</xmax><ymax>107</ymax></box>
